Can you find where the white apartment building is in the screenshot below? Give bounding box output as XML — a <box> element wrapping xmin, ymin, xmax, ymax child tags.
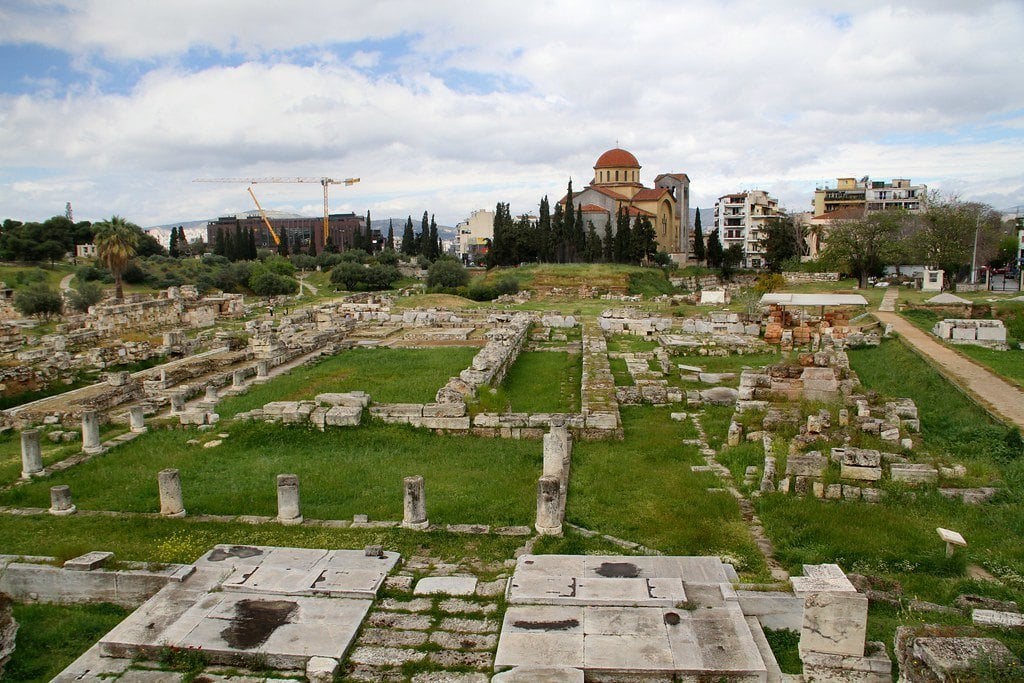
<box><xmin>713</xmin><ymin>190</ymin><xmax>780</xmax><ymax>269</ymax></box>
<box><xmin>455</xmin><ymin>209</ymin><xmax>494</xmax><ymax>264</ymax></box>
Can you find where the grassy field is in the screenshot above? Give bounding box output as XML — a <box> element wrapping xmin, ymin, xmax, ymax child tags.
<box><xmin>0</xmin><ymin>421</ymin><xmax>541</xmax><ymax>526</ymax></box>
<box><xmin>6</xmin><ymin>602</ymin><xmax>130</xmax><ymax>682</ymax></box>
<box><xmin>472</xmin><ymin>351</ymin><xmax>581</xmax><ymax>413</ymax></box>
<box><xmin>568</xmin><ymin>406</ymin><xmax>769</xmax><ymax>578</ymax></box>
<box><xmin>216</xmin><ymin>346</ymin><xmax>477</xmax><ymax>418</ymax></box>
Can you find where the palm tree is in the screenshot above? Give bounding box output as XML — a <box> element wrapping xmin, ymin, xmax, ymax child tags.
<box><xmin>93</xmin><ymin>215</ymin><xmax>139</xmax><ymax>299</ymax></box>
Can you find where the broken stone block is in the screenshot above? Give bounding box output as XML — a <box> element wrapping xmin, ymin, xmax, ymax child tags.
<box><xmin>840</xmin><ymin>464</ymin><xmax>882</xmax><ymax>482</ymax></box>
<box><xmin>972</xmin><ymin>609</ymin><xmax>1024</xmax><ymax>629</ymax></box>
<box><xmin>825</xmin><ymin>484</ymin><xmax>843</xmax><ymax>500</ymax></box>
<box><xmin>787</xmin><ymin>451</ymin><xmax>827</xmax><ymax>478</ymax></box>
<box><xmin>800</xmin><ymin>590</ymin><xmax>869</xmax><ymax>657</ymax></box>
<box><xmin>890</xmin><ymin>463</ymin><xmax>938</xmax><ymax>485</ymax></box>
<box><xmin>325</xmin><ymin>405</ymin><xmax>362</xmax><ymax>427</ymax></box>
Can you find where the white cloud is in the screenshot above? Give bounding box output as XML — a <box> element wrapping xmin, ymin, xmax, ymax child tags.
<box><xmin>0</xmin><ymin>0</ymin><xmax>1022</xmax><ymax>226</ymax></box>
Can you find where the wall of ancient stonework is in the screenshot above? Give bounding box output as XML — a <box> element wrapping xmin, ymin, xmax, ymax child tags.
<box><xmin>781</xmin><ymin>272</ymin><xmax>841</xmax><ymax>284</ymax></box>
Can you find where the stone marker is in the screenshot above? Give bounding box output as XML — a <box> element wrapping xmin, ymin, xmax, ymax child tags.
<box><xmin>128</xmin><ymin>406</ymin><xmax>147</xmax><ymax>433</ymax></box>
<box><xmin>402</xmin><ymin>475</ymin><xmax>429</xmax><ymax>530</ymax></box>
<box><xmin>49</xmin><ymin>485</ymin><xmax>76</xmax><ymax>515</ymax></box>
<box><xmin>256</xmin><ymin>360</ymin><xmax>269</xmax><ymax>378</ymax></box>
<box><xmin>20</xmin><ymin>429</ymin><xmax>43</xmax><ymax>479</ymax></box>
<box><xmin>937</xmin><ymin>527</ymin><xmax>966</xmax><ymax>557</ymax></box>
<box><xmin>232</xmin><ymin>369</ymin><xmax>246</xmax><ymax>388</ymax></box>
<box><xmin>81</xmin><ymin>410</ymin><xmax>102</xmax><ymax>454</ymax></box>
<box><xmin>972</xmin><ymin>609</ymin><xmax>1024</xmax><ymax>629</ymax></box>
<box><xmin>158</xmin><ymin>468</ymin><xmax>186</xmax><ymax>518</ymax></box>
<box><xmin>535</xmin><ymin>476</ymin><xmax>562</xmax><ymax>536</ymax></box>
<box><xmin>204</xmin><ymin>385</ymin><xmax>219</xmax><ymax>402</ymax></box>
<box><xmin>276</xmin><ymin>474</ymin><xmax>303</xmax><ymax>526</ymax></box>
<box><xmin>543</xmin><ymin>426</ymin><xmax>571</xmax><ymax>480</ymax></box>
<box><xmin>169</xmin><ymin>392</ymin><xmax>185</xmax><ymax>414</ymax></box>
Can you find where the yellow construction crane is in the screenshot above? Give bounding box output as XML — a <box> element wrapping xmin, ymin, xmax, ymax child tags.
<box><xmin>246</xmin><ymin>186</ymin><xmax>281</xmax><ymax>246</ymax></box>
<box><xmin>194</xmin><ymin>176</ymin><xmax>361</xmax><ymax>247</ymax></box>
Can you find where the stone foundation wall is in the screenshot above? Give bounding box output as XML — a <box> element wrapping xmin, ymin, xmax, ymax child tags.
<box><xmin>782</xmin><ymin>272</ymin><xmax>841</xmax><ymax>284</ymax></box>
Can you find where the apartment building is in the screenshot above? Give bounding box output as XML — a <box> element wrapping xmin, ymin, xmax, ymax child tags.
<box><xmin>813</xmin><ymin>176</ymin><xmax>926</xmax><ymax>216</ymax></box>
<box><xmin>713</xmin><ymin>190</ymin><xmax>780</xmax><ymax>269</ymax></box>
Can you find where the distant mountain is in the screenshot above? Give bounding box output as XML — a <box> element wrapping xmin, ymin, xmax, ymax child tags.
<box><xmin>145</xmin><ymin>214</ymin><xmax>456</xmax><ymax>245</ymax></box>
<box><xmin>369</xmin><ymin>218</ymin><xmax>456</xmax><ymax>240</ymax></box>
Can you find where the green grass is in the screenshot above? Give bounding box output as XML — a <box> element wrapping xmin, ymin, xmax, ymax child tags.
<box><xmin>763</xmin><ymin>628</ymin><xmax>801</xmax><ymax>674</ymax></box>
<box><xmin>0</xmin><ymin>514</ymin><xmax>528</xmax><ymax>567</ymax></box>
<box><xmin>473</xmin><ymin>351</ymin><xmax>581</xmax><ymax>413</ymax></box>
<box><xmin>216</xmin><ymin>347</ymin><xmax>477</xmax><ymax>418</ymax></box>
<box><xmin>568</xmin><ymin>406</ymin><xmax>768</xmax><ymax>578</ymax></box>
<box><xmin>0</xmin><ymin>421</ymin><xmax>540</xmax><ymax>526</ymax></box>
<box><xmin>0</xmin><ymin>427</ymin><xmax>108</xmax><ymax>485</ymax></box>
<box><xmin>605</xmin><ymin>334</ymin><xmax>660</xmax><ymax>354</ymax></box>
<box><xmin>5</xmin><ymin>602</ymin><xmax>130</xmax><ymax>682</ymax></box>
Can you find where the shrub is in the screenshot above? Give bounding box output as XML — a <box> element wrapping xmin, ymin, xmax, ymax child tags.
<box><xmin>261</xmin><ymin>255</ymin><xmax>296</xmax><ymax>277</ymax></box>
<box><xmin>13</xmin><ymin>283</ymin><xmax>63</xmax><ymax>319</ymax></box>
<box><xmin>427</xmin><ymin>259</ymin><xmax>469</xmax><ymax>288</ymax></box>
<box><xmin>290</xmin><ymin>254</ymin><xmax>316</xmax><ymax>271</ymax></box>
<box><xmin>66</xmin><ymin>281</ymin><xmax>105</xmax><ymax>312</ymax></box>
<box><xmin>495</xmin><ymin>276</ymin><xmax>520</xmax><ymax>295</ymax></box>
<box><xmin>330</xmin><ymin>261</ymin><xmax>366</xmax><ymax>290</ymax></box>
<box><xmin>755</xmin><ymin>273</ymin><xmax>787</xmax><ymax>294</ymax></box>
<box><xmin>248</xmin><ymin>270</ymin><xmax>298</xmax><ymax>296</ymax></box>
<box><xmin>651</xmin><ymin>251</ymin><xmax>673</xmax><ymax>267</ymax></box>
<box><xmin>316</xmin><ymin>252</ymin><xmax>343</xmax><ymax>270</ymax></box>
<box><xmin>467</xmin><ymin>283</ymin><xmax>498</xmax><ymax>301</ymax></box>
<box><xmin>202</xmin><ymin>254</ymin><xmax>229</xmax><ymax>266</ymax></box>
<box><xmin>122</xmin><ymin>262</ymin><xmax>147</xmax><ymax>284</ymax></box>
<box><xmin>374</xmin><ymin>249</ymin><xmax>400</xmax><ymax>266</ymax></box>
<box><xmin>339</xmin><ymin>249</ymin><xmax>369</xmax><ymax>264</ymax></box>
<box><xmin>76</xmin><ymin>264</ymin><xmax>111</xmax><ymax>282</ymax></box>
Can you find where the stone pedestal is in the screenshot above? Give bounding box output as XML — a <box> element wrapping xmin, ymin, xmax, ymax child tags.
<box><xmin>276</xmin><ymin>474</ymin><xmax>303</xmax><ymax>525</ymax></box>
<box><xmin>169</xmin><ymin>392</ymin><xmax>185</xmax><ymax>414</ymax></box>
<box><xmin>232</xmin><ymin>370</ymin><xmax>246</xmax><ymax>388</ymax></box>
<box><xmin>257</xmin><ymin>361</ymin><xmax>269</xmax><ymax>378</ymax></box>
<box><xmin>81</xmin><ymin>410</ymin><xmax>102</xmax><ymax>454</ymax></box>
<box><xmin>49</xmin><ymin>485</ymin><xmax>76</xmax><ymax>515</ymax></box>
<box><xmin>129</xmin><ymin>406</ymin><xmax>147</xmax><ymax>433</ymax></box>
<box><xmin>20</xmin><ymin>429</ymin><xmax>43</xmax><ymax>479</ymax></box>
<box><xmin>402</xmin><ymin>475</ymin><xmax>429</xmax><ymax>530</ymax></box>
<box><xmin>205</xmin><ymin>386</ymin><xmax>219</xmax><ymax>402</ymax></box>
<box><xmin>535</xmin><ymin>476</ymin><xmax>563</xmax><ymax>535</ymax></box>
<box><xmin>543</xmin><ymin>426</ymin><xmax>572</xmax><ymax>481</ymax></box>
<box><xmin>158</xmin><ymin>468</ymin><xmax>186</xmax><ymax>518</ymax></box>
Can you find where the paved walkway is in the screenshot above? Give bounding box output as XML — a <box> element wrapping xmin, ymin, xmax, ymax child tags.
<box><xmin>874</xmin><ymin>289</ymin><xmax>1024</xmax><ymax>430</ymax></box>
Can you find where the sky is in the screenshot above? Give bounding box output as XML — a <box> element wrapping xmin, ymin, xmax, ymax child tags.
<box><xmin>1</xmin><ymin>0</ymin><xmax>1023</xmax><ymax>231</ymax></box>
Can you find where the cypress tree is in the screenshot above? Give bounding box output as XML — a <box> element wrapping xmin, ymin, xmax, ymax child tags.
<box><xmin>692</xmin><ymin>207</ymin><xmax>706</xmax><ymax>264</ymax></box>
<box><xmin>249</xmin><ymin>227</ymin><xmax>258</xmax><ymax>260</ymax></box>
<box><xmin>168</xmin><ymin>226</ymin><xmax>179</xmax><ymax>257</ymax></box>
<box><xmin>402</xmin><ymin>216</ymin><xmax>416</xmax><ymax>255</ymax></box>
<box><xmin>387</xmin><ymin>219</ymin><xmax>395</xmax><ymax>251</ymax></box>
<box><xmin>278</xmin><ymin>227</ymin><xmax>290</xmax><ymax>256</ymax></box>
<box><xmin>603</xmin><ymin>218</ymin><xmax>614</xmax><ymax>262</ymax></box>
<box><xmin>429</xmin><ymin>215</ymin><xmax>438</xmax><ymax>259</ymax></box>
<box><xmin>214</xmin><ymin>227</ymin><xmax>226</xmax><ymax>256</ymax></box>
<box><xmin>365</xmin><ymin>210</ymin><xmax>372</xmax><ymax>252</ymax></box>
<box><xmin>419</xmin><ymin>211</ymin><xmax>429</xmax><ymax>257</ymax></box>
<box><xmin>615</xmin><ymin>207</ymin><xmax>631</xmax><ymax>263</ymax></box>
<box><xmin>706</xmin><ymin>228</ymin><xmax>723</xmax><ymax>268</ymax></box>
<box><xmin>575</xmin><ymin>204</ymin><xmax>585</xmax><ymax>261</ymax></box>
<box><xmin>537</xmin><ymin>196</ymin><xmax>552</xmax><ymax>262</ymax></box>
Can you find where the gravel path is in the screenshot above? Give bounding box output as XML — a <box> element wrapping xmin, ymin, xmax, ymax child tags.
<box><xmin>874</xmin><ymin>297</ymin><xmax>1024</xmax><ymax>430</ymax></box>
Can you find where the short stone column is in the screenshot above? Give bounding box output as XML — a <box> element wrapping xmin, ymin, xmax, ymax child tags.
<box><xmin>535</xmin><ymin>476</ymin><xmax>563</xmax><ymax>536</ymax></box>
<box><xmin>158</xmin><ymin>468</ymin><xmax>186</xmax><ymax>518</ymax></box>
<box><xmin>402</xmin><ymin>475</ymin><xmax>429</xmax><ymax>530</ymax></box>
<box><xmin>20</xmin><ymin>429</ymin><xmax>43</xmax><ymax>479</ymax></box>
<box><xmin>129</xmin><ymin>406</ymin><xmax>147</xmax><ymax>433</ymax></box>
<box><xmin>276</xmin><ymin>474</ymin><xmax>303</xmax><ymax>525</ymax></box>
<box><xmin>542</xmin><ymin>426</ymin><xmax>572</xmax><ymax>481</ymax></box>
<box><xmin>81</xmin><ymin>410</ymin><xmax>102</xmax><ymax>454</ymax></box>
<box><xmin>233</xmin><ymin>370</ymin><xmax>246</xmax><ymax>388</ymax></box>
<box><xmin>49</xmin><ymin>485</ymin><xmax>76</xmax><ymax>515</ymax></box>
<box><xmin>256</xmin><ymin>361</ymin><xmax>269</xmax><ymax>378</ymax></box>
<box><xmin>169</xmin><ymin>392</ymin><xmax>186</xmax><ymax>414</ymax></box>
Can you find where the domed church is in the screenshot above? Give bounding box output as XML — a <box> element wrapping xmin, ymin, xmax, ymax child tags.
<box><xmin>562</xmin><ymin>148</ymin><xmax>691</xmax><ymax>257</ymax></box>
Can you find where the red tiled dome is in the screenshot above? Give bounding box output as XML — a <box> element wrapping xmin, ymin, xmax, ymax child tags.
<box><xmin>594</xmin><ymin>148</ymin><xmax>639</xmax><ymax>169</ymax></box>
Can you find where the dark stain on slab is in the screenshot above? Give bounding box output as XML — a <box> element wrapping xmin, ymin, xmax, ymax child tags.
<box><xmin>595</xmin><ymin>562</ymin><xmax>640</xmax><ymax>578</ymax></box>
<box><xmin>207</xmin><ymin>546</ymin><xmax>263</xmax><ymax>562</ymax></box>
<box><xmin>221</xmin><ymin>599</ymin><xmax>298</xmax><ymax>649</ymax></box>
<box><xmin>664</xmin><ymin>611</ymin><xmax>681</xmax><ymax>626</ymax></box>
<box><xmin>512</xmin><ymin>618</ymin><xmax>580</xmax><ymax>631</ymax></box>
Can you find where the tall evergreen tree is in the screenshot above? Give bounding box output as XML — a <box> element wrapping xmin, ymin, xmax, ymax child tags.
<box><xmin>214</xmin><ymin>227</ymin><xmax>226</xmax><ymax>256</ymax></box>
<box><xmin>387</xmin><ymin>219</ymin><xmax>395</xmax><ymax>251</ymax></box>
<box><xmin>168</xmin><ymin>226</ymin><xmax>180</xmax><ymax>257</ymax></box>
<box><xmin>277</xmin><ymin>227</ymin><xmax>290</xmax><ymax>256</ymax></box>
<box><xmin>692</xmin><ymin>207</ymin><xmax>706</xmax><ymax>264</ymax></box>
<box><xmin>415</xmin><ymin>211</ymin><xmax>426</xmax><ymax>257</ymax></box>
<box><xmin>615</xmin><ymin>208</ymin><xmax>632</xmax><ymax>263</ymax></box>
<box><xmin>401</xmin><ymin>216</ymin><xmax>416</xmax><ymax>255</ymax></box>
<box><xmin>603</xmin><ymin>218</ymin><xmax>614</xmax><ymax>262</ymax></box>
<box><xmin>429</xmin><ymin>215</ymin><xmax>439</xmax><ymax>260</ymax></box>
<box><xmin>633</xmin><ymin>215</ymin><xmax>657</xmax><ymax>263</ymax></box>
<box><xmin>249</xmin><ymin>228</ymin><xmax>258</xmax><ymax>260</ymax></box>
<box><xmin>706</xmin><ymin>228</ymin><xmax>723</xmax><ymax>268</ymax></box>
<box><xmin>538</xmin><ymin>196</ymin><xmax>552</xmax><ymax>261</ymax></box>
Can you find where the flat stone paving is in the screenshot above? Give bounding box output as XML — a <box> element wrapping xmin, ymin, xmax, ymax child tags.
<box><xmin>496</xmin><ymin>554</ymin><xmax>770</xmax><ymax>680</ymax></box>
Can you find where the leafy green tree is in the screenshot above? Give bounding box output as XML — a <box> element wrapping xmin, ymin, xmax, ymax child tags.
<box><xmin>759</xmin><ymin>214</ymin><xmax>803</xmax><ymax>272</ymax></box>
<box><xmin>93</xmin><ymin>215</ymin><xmax>139</xmax><ymax>299</ymax></box>
<box><xmin>908</xmin><ymin>195</ymin><xmax>1000</xmax><ymax>284</ymax></box>
<box><xmin>692</xmin><ymin>207</ymin><xmax>706</xmax><ymax>264</ymax></box>
<box><xmin>330</xmin><ymin>261</ymin><xmax>366</xmax><ymax>290</ymax></box>
<box><xmin>821</xmin><ymin>209</ymin><xmax>907</xmax><ymax>288</ymax></box>
<box><xmin>363</xmin><ymin>264</ymin><xmax>400</xmax><ymax>290</ymax></box>
<box><xmin>427</xmin><ymin>258</ymin><xmax>469</xmax><ymax>288</ymax></box>
<box><xmin>720</xmin><ymin>243</ymin><xmax>745</xmax><ymax>278</ymax></box>
<box><xmin>13</xmin><ymin>283</ymin><xmax>63</xmax><ymax>319</ymax></box>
